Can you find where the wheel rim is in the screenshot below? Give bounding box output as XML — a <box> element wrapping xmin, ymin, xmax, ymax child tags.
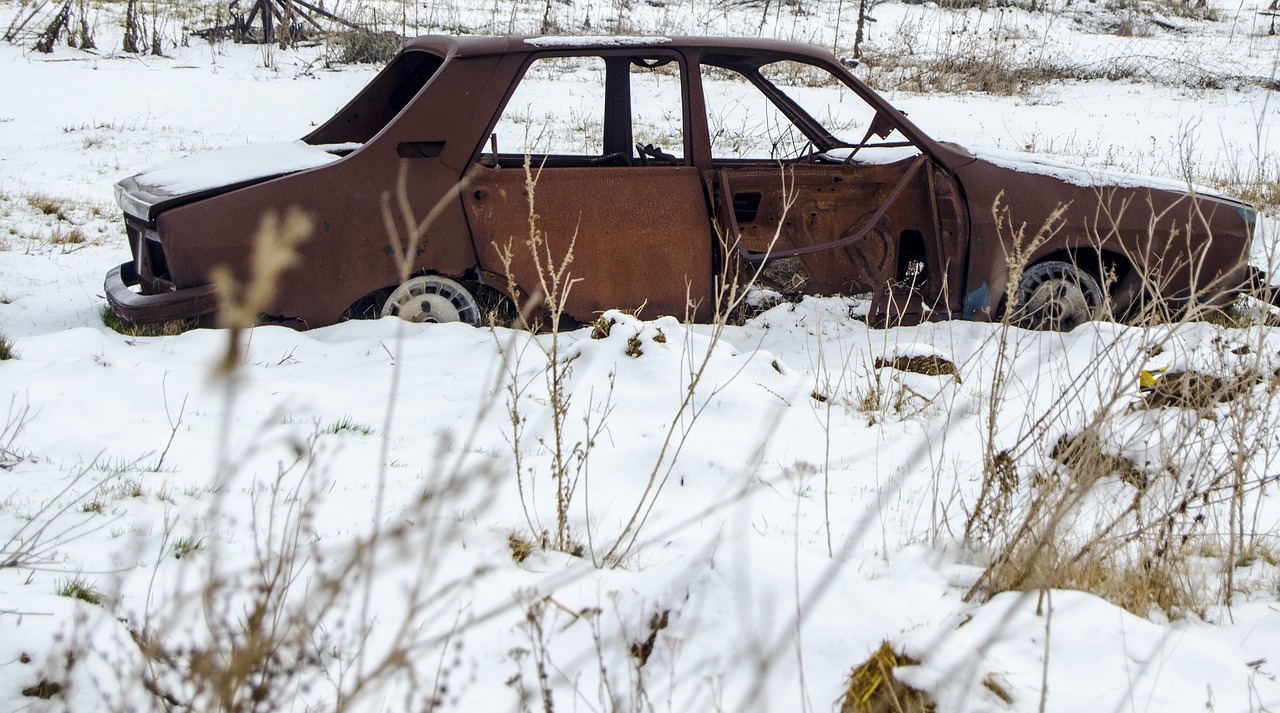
<box><xmin>1014</xmin><ymin>261</ymin><xmax>1103</xmax><ymax>331</ymax></box>
<box><xmin>380</xmin><ymin>275</ymin><xmax>482</xmax><ymax>325</ymax></box>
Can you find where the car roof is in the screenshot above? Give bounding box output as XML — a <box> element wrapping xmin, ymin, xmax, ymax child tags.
<box><xmin>402</xmin><ymin>34</ymin><xmax>841</xmax><ymax>63</ymax></box>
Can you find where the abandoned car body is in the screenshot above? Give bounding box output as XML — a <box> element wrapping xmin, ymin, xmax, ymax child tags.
<box><xmin>105</xmin><ymin>35</ymin><xmax>1261</xmax><ymax>331</ymax></box>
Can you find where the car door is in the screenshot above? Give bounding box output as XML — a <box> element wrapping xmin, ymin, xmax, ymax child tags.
<box><xmin>463</xmin><ymin>51</ymin><xmax>716</xmax><ymax>324</ymax></box>
<box><xmin>696</xmin><ymin>53</ymin><xmax>965</xmax><ymax>323</ymax></box>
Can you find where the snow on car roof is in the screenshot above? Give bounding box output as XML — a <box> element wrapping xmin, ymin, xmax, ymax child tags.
<box><xmin>524</xmin><ymin>35</ymin><xmax>672</xmax><ymax>46</ymax></box>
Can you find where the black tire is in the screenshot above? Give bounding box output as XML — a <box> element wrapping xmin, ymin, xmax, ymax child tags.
<box><xmin>1012</xmin><ymin>260</ymin><xmax>1104</xmax><ymax>331</ymax></box>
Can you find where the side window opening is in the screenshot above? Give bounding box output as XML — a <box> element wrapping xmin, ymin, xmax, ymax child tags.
<box><xmin>306</xmin><ymin>50</ymin><xmax>444</xmax><ymax>146</ymax></box>
<box><xmin>484</xmin><ymin>54</ymin><xmax>685</xmax><ymax>168</ymax></box>
<box><xmin>700</xmin><ymin>55</ymin><xmax>920</xmax><ymax>164</ymax></box>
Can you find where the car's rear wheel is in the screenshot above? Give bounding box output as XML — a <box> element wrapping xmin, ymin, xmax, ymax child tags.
<box><xmin>380</xmin><ymin>275</ymin><xmax>482</xmax><ymax>325</ymax></box>
<box><xmin>1012</xmin><ymin>260</ymin><xmax>1104</xmax><ymax>331</ymax></box>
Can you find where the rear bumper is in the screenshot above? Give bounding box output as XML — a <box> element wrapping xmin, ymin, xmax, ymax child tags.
<box><xmin>104</xmin><ymin>262</ymin><xmax>219</xmax><ymax>324</ymax></box>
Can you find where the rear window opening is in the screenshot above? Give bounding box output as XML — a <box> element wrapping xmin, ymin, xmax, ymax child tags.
<box><xmin>306</xmin><ymin>50</ymin><xmax>444</xmax><ymax>146</ymax></box>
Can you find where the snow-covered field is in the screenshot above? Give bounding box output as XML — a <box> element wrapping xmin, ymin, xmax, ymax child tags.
<box><xmin>1</xmin><ymin>0</ymin><xmax>1279</xmax><ymax>710</ymax></box>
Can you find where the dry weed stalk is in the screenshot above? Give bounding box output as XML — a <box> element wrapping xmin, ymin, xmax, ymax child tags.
<box><xmin>1</xmin><ymin>459</ymin><xmax>123</xmax><ymax>570</ymax></box>
<box><xmin>964</xmin><ymin>193</ymin><xmax>1066</xmax><ymax>544</ymax></box>
<box><xmin>380</xmin><ymin>162</ymin><xmax>472</xmax><ymax>285</ymax></box>
<box><xmin>492</xmin><ymin>155</ymin><xmax>596</xmax><ymax>554</ymax></box>
<box><xmin>0</xmin><ymin>393</ymin><xmax>33</xmax><ymax>469</ymax></box>
<box><xmin>599</xmin><ymin>168</ymin><xmax>795</xmax><ymax>565</ymax></box>
<box><xmin>130</xmin><ymin>425</ymin><xmax>505</xmax><ymax>712</ymax></box>
<box><xmin>808</xmin><ymin>312</ymin><xmax>856</xmax><ymax>557</ymax></box>
<box><xmin>492</xmin><ymin>160</ymin><xmax>794</xmax><ymax>566</ymax></box>
<box><xmin>211</xmin><ymin>206</ymin><xmax>313</xmax><ymax>373</ymax></box>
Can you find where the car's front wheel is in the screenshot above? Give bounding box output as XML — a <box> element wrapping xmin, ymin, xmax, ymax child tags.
<box><xmin>380</xmin><ymin>275</ymin><xmax>482</xmax><ymax>325</ymax></box>
<box><xmin>1011</xmin><ymin>260</ymin><xmax>1104</xmax><ymax>331</ymax></box>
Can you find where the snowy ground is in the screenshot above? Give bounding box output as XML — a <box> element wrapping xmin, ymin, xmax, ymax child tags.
<box><xmin>1</xmin><ymin>0</ymin><xmax>1280</xmax><ymax>710</ymax></box>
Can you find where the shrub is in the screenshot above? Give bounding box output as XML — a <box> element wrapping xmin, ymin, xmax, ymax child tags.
<box><xmin>325</xmin><ymin>29</ymin><xmax>403</xmax><ymax>65</ymax></box>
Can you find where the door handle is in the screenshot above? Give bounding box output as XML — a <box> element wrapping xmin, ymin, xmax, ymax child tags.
<box><xmin>395</xmin><ymin>141</ymin><xmax>445</xmax><ymax>159</ymax></box>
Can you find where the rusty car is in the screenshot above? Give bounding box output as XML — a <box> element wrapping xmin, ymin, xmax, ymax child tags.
<box><xmin>105</xmin><ymin>35</ymin><xmax>1261</xmax><ymax>331</ymax></box>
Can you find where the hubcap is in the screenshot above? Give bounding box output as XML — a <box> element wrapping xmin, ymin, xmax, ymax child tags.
<box><xmin>380</xmin><ymin>275</ymin><xmax>481</xmax><ymax>325</ymax></box>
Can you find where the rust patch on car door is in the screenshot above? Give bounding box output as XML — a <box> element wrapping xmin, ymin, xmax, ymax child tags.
<box><xmin>464</xmin><ymin>165</ymin><xmax>716</xmax><ymax>322</ymax></box>
<box><xmin>717</xmin><ymin>158</ymin><xmax>943</xmax><ymax>309</ymax></box>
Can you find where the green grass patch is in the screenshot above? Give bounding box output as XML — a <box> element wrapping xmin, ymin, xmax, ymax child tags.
<box><xmin>325</xmin><ymin>416</ymin><xmax>374</xmax><ymax>436</ymax></box>
<box><xmin>106</xmin><ymin>478</ymin><xmax>145</xmax><ymax>500</ymax></box>
<box><xmin>172</xmin><ymin>537</ymin><xmax>206</xmax><ymax>560</ymax></box>
<box><xmin>56</xmin><ymin>576</ymin><xmax>103</xmax><ymax>606</ymax></box>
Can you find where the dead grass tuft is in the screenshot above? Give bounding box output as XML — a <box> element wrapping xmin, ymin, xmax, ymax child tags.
<box><xmin>22</xmin><ymin>680</ymin><xmax>64</xmax><ymax>700</ymax></box>
<box><xmin>1061</xmin><ymin>553</ymin><xmax>1200</xmax><ymax>616</ymax></box>
<box><xmin>628</xmin><ymin>610</ymin><xmax>670</xmax><ymax>668</ymax></box>
<box><xmin>625</xmin><ymin>334</ymin><xmax>644</xmax><ymax>358</ymax></box>
<box><xmin>966</xmin><ymin>449</ymin><xmax>1019</xmax><ymax>543</ymax></box>
<box><xmin>982</xmin><ymin>674</ymin><xmax>1013</xmax><ymax>704</ymax></box>
<box><xmin>1222</xmin><ymin>178</ymin><xmax>1279</xmax><ymax>213</ymax></box>
<box><xmin>1050</xmin><ymin>431</ymin><xmax>1146</xmax><ymax>488</ymax></box>
<box><xmin>49</xmin><ymin>226</ymin><xmax>87</xmax><ymax>245</ymax></box>
<box><xmin>840</xmin><ymin>641</ymin><xmax>934</xmax><ymax>713</ymax></box>
<box><xmin>324</xmin><ymin>29</ymin><xmax>403</xmax><ymax>65</ymax></box>
<box><xmin>590</xmin><ymin>315</ymin><xmax>615</xmax><ymax>339</ymax></box>
<box><xmin>25</xmin><ymin>192</ymin><xmax>72</xmax><ymax>221</ymax></box>
<box><xmin>100</xmin><ymin>305</ymin><xmax>195</xmax><ymax>338</ymax></box>
<box><xmin>509</xmin><ymin>531</ymin><xmax>539</xmax><ymax>563</ymax></box>
<box><xmin>1138</xmin><ymin>370</ymin><xmax>1260</xmax><ymax>410</ymax></box>
<box><xmin>873</xmin><ymin>355</ymin><xmax>959</xmax><ymax>380</ymax></box>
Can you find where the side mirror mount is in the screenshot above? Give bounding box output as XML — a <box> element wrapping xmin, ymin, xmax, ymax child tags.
<box><xmin>869</xmin><ymin>111</ymin><xmax>895</xmax><ymax>140</ymax></box>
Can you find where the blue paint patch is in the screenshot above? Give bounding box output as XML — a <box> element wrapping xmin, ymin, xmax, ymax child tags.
<box><xmin>1240</xmin><ymin>205</ymin><xmax>1256</xmax><ymax>232</ymax></box>
<box><xmin>963</xmin><ymin>282</ymin><xmax>990</xmax><ymax>319</ymax></box>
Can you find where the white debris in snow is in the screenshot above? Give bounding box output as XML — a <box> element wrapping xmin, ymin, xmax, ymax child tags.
<box><xmin>132</xmin><ymin>141</ymin><xmax>360</xmax><ymax>196</ymax></box>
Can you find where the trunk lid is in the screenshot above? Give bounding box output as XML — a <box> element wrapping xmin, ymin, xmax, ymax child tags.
<box><xmin>114</xmin><ymin>140</ymin><xmax>359</xmax><ymax>222</ymax></box>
